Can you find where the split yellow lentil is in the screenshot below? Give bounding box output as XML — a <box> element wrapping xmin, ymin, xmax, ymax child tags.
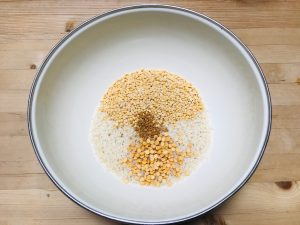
<box><xmin>121</xmin><ymin>132</ymin><xmax>194</xmax><ymax>186</ymax></box>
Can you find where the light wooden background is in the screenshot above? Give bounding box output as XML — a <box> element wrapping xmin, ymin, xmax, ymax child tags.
<box><xmin>1</xmin><ymin>1</ymin><xmax>300</xmax><ymax>225</ymax></box>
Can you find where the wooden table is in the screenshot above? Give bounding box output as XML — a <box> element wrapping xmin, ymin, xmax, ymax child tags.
<box><xmin>1</xmin><ymin>1</ymin><xmax>300</xmax><ymax>224</ymax></box>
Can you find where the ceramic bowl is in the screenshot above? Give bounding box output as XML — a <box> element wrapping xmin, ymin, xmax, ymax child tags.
<box><xmin>28</xmin><ymin>5</ymin><xmax>271</xmax><ymax>224</ymax></box>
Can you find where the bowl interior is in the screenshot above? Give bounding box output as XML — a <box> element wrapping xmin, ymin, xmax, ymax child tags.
<box><xmin>31</xmin><ymin>7</ymin><xmax>270</xmax><ymax>223</ymax></box>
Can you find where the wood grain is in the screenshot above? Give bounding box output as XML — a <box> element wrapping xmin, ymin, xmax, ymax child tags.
<box><xmin>0</xmin><ymin>1</ymin><xmax>300</xmax><ymax>225</ymax></box>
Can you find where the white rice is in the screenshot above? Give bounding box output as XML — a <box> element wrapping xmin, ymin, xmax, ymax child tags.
<box><xmin>167</xmin><ymin>111</ymin><xmax>211</xmax><ymax>174</ymax></box>
<box><xmin>89</xmin><ymin>111</ymin><xmax>139</xmax><ymax>178</ymax></box>
<box><xmin>90</xmin><ymin>110</ymin><xmax>211</xmax><ymax>183</ymax></box>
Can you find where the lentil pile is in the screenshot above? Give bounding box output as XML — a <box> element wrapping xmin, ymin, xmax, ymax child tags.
<box><xmin>90</xmin><ymin>69</ymin><xmax>211</xmax><ymax>187</ymax></box>
<box><xmin>122</xmin><ymin>132</ymin><xmax>194</xmax><ymax>186</ymax></box>
<box><xmin>99</xmin><ymin>69</ymin><xmax>204</xmax><ymax>127</ymax></box>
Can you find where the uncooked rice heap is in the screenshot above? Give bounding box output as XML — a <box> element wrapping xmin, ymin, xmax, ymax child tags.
<box><xmin>90</xmin><ymin>69</ymin><xmax>211</xmax><ymax>187</ymax></box>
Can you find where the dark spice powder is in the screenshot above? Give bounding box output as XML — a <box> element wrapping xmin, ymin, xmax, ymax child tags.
<box><xmin>134</xmin><ymin>111</ymin><xmax>165</xmax><ymax>140</ymax></box>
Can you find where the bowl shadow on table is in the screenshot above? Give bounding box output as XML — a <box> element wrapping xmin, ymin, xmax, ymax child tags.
<box><xmin>179</xmin><ymin>212</ymin><xmax>226</xmax><ymax>225</ymax></box>
<box><xmin>88</xmin><ymin>209</ymin><xmax>225</xmax><ymax>225</ymax></box>
<box><xmin>105</xmin><ymin>210</ymin><xmax>225</xmax><ymax>225</ymax></box>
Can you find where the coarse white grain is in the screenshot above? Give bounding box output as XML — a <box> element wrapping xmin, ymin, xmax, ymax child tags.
<box><xmin>89</xmin><ymin>111</ymin><xmax>139</xmax><ymax>178</ymax></box>
<box><xmin>167</xmin><ymin>111</ymin><xmax>212</xmax><ymax>174</ymax></box>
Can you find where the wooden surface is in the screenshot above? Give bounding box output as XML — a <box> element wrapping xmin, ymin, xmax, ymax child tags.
<box><xmin>0</xmin><ymin>0</ymin><xmax>300</xmax><ymax>224</ymax></box>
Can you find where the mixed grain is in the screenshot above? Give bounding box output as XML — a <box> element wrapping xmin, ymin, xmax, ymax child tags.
<box><xmin>90</xmin><ymin>69</ymin><xmax>211</xmax><ymax>186</ymax></box>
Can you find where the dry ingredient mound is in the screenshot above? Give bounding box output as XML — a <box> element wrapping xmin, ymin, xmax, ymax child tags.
<box><xmin>91</xmin><ymin>69</ymin><xmax>211</xmax><ymax>187</ymax></box>
<box><xmin>99</xmin><ymin>69</ymin><xmax>204</xmax><ymax>127</ymax></box>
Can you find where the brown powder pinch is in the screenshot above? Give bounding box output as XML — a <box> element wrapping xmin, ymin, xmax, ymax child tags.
<box><xmin>134</xmin><ymin>111</ymin><xmax>165</xmax><ymax>140</ymax></box>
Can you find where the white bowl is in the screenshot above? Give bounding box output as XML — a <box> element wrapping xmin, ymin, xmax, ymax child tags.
<box><xmin>28</xmin><ymin>5</ymin><xmax>271</xmax><ymax>224</ymax></box>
